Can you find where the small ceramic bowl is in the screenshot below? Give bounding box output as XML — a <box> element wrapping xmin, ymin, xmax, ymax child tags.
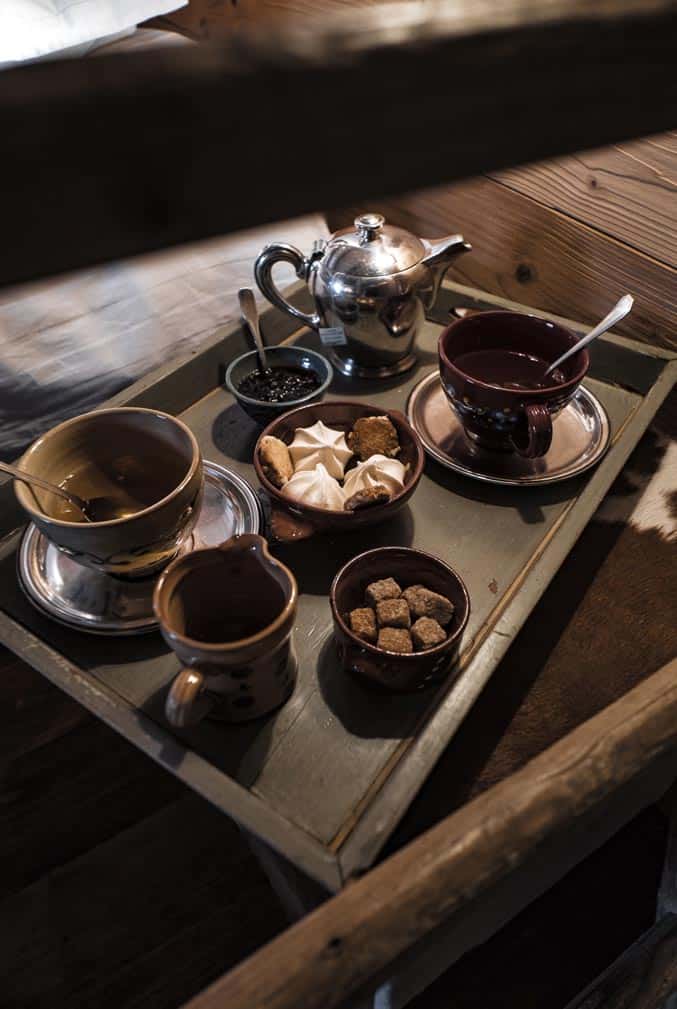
<box><xmin>330</xmin><ymin>546</ymin><xmax>470</xmax><ymax>691</ymax></box>
<box><xmin>253</xmin><ymin>401</ymin><xmax>425</xmax><ymax>538</ymax></box>
<box><xmin>15</xmin><ymin>407</ymin><xmax>203</xmax><ymax>577</ymax></box>
<box><xmin>225</xmin><ymin>345</ymin><xmax>333</xmax><ymax>426</ymax></box>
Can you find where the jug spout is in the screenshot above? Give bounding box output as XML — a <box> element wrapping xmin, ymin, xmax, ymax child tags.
<box><xmin>421</xmin><ymin>234</ymin><xmax>472</xmax><ymax>306</ymax></box>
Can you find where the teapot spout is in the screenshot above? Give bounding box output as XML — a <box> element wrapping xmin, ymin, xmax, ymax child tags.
<box><xmin>421</xmin><ymin>234</ymin><xmax>472</xmax><ymax>306</ymax></box>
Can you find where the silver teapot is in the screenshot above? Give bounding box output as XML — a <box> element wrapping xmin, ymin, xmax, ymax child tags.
<box><xmin>254</xmin><ymin>213</ymin><xmax>471</xmax><ymax>378</ymax></box>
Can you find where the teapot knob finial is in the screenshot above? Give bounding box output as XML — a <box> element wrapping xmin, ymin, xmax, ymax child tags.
<box><xmin>355</xmin><ymin>213</ymin><xmax>385</xmax><ymax>243</ymax></box>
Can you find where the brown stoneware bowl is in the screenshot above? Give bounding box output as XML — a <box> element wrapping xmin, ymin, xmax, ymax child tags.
<box><xmin>253</xmin><ymin>401</ymin><xmax>425</xmax><ymax>541</ymax></box>
<box><xmin>330</xmin><ymin>546</ymin><xmax>470</xmax><ymax>691</ymax></box>
<box><xmin>15</xmin><ymin>407</ymin><xmax>203</xmax><ymax>577</ymax></box>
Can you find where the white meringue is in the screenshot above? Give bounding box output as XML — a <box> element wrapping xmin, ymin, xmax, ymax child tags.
<box><xmin>282</xmin><ymin>463</ymin><xmax>346</xmax><ymax>511</ymax></box>
<box><xmin>289</xmin><ymin>420</ymin><xmax>353</xmax><ymax>479</ymax></box>
<box><xmin>343</xmin><ymin>454</ymin><xmax>407</xmax><ymax>498</ymax></box>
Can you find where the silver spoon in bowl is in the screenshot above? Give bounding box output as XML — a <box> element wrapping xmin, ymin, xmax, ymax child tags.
<box><xmin>544</xmin><ymin>294</ymin><xmax>634</xmax><ymax>378</ymax></box>
<box><xmin>239</xmin><ymin>287</ymin><xmax>271</xmax><ymax>375</ymax></box>
<box><xmin>0</xmin><ymin>460</ymin><xmax>94</xmax><ymax>522</ymax></box>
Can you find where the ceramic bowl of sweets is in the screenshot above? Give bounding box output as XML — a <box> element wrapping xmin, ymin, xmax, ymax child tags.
<box><xmin>330</xmin><ymin>546</ymin><xmax>470</xmax><ymax>691</ymax></box>
<box><xmin>253</xmin><ymin>401</ymin><xmax>425</xmax><ymax>537</ymax></box>
<box><xmin>225</xmin><ymin>345</ymin><xmax>333</xmax><ymax>425</ymax></box>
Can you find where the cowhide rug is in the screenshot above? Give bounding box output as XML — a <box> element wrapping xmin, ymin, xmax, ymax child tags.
<box><xmin>389</xmin><ymin>389</ymin><xmax>677</xmax><ymax>849</ymax></box>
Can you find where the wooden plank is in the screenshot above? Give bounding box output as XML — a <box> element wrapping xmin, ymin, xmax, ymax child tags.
<box><xmin>658</xmin><ymin>786</ymin><xmax>677</xmax><ymax>917</ymax></box>
<box><xmin>1</xmin><ymin>716</ymin><xmax>182</xmax><ymax>900</ymax></box>
<box><xmin>0</xmin><ymin>793</ymin><xmax>288</xmax><ymax>1009</ymax></box>
<box><xmin>0</xmin><ymin>648</ymin><xmax>90</xmax><ymax>766</ymax></box>
<box><xmin>492</xmin><ymin>133</ymin><xmax>677</xmax><ymax>268</ymax></box>
<box><xmin>563</xmin><ymin>915</ymin><xmax>677</xmax><ymax>1009</ymax></box>
<box><xmin>329</xmin><ymin>176</ymin><xmax>677</xmax><ymax>351</ymax></box>
<box><xmin>0</xmin><ymin>606</ymin><xmax>343</xmax><ymax>891</ymax></box>
<box><xmin>180</xmin><ymin>658</ymin><xmax>677</xmax><ymax>1009</ymax></box>
<box><xmin>1</xmin><ymin>0</ymin><xmax>677</xmax><ymax>286</ymax></box>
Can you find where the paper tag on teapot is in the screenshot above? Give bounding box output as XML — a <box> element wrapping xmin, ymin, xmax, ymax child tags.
<box><xmin>319</xmin><ymin>326</ymin><xmax>348</xmax><ymax>347</ymax></box>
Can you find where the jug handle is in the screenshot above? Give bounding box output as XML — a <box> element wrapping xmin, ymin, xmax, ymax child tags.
<box><xmin>165</xmin><ymin>669</ymin><xmax>215</xmax><ymax>728</ymax></box>
<box><xmin>254</xmin><ymin>243</ymin><xmax>322</xmax><ymax>330</ymax></box>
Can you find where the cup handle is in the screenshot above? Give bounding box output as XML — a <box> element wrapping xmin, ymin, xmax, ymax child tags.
<box><xmin>511</xmin><ymin>403</ymin><xmax>553</xmax><ymax>459</ymax></box>
<box><xmin>165</xmin><ymin>669</ymin><xmax>215</xmax><ymax>728</ymax></box>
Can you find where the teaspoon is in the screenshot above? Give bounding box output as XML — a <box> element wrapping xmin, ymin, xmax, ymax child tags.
<box><xmin>0</xmin><ymin>461</ymin><xmax>93</xmax><ymax>522</ymax></box>
<box><xmin>238</xmin><ymin>288</ymin><xmax>270</xmax><ymax>375</ymax></box>
<box><xmin>544</xmin><ymin>294</ymin><xmax>634</xmax><ymax>377</ymax></box>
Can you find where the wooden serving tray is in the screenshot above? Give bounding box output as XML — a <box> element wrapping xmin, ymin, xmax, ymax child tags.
<box><xmin>0</xmin><ymin>280</ymin><xmax>674</xmax><ymax>891</ymax></box>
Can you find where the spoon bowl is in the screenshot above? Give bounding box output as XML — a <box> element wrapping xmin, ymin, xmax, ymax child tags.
<box><xmin>14</xmin><ymin>407</ymin><xmax>203</xmax><ymax>577</ymax></box>
<box><xmin>0</xmin><ymin>460</ymin><xmax>93</xmax><ymax>521</ymax></box>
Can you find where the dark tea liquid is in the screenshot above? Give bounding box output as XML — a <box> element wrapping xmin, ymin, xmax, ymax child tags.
<box><xmin>454</xmin><ymin>349</ymin><xmax>564</xmax><ymax>390</ymax></box>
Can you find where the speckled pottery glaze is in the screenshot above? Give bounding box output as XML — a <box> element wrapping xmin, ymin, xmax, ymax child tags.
<box><xmin>15</xmin><ymin>408</ymin><xmax>203</xmax><ymax>577</ymax></box>
<box><xmin>438</xmin><ymin>311</ymin><xmax>589</xmax><ymax>459</ymax></box>
<box><xmin>154</xmin><ymin>534</ymin><xmax>298</xmax><ymax>727</ymax></box>
<box><xmin>330</xmin><ymin>546</ymin><xmax>470</xmax><ymax>692</ymax></box>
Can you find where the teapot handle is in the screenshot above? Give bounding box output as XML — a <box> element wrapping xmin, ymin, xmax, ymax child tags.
<box><xmin>254</xmin><ymin>243</ymin><xmax>322</xmax><ymax>330</ymax></box>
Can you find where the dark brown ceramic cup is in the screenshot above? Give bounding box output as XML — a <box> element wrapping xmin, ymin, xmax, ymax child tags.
<box><xmin>330</xmin><ymin>546</ymin><xmax>470</xmax><ymax>691</ymax></box>
<box><xmin>15</xmin><ymin>407</ymin><xmax>203</xmax><ymax>577</ymax></box>
<box><xmin>438</xmin><ymin>311</ymin><xmax>589</xmax><ymax>458</ymax></box>
<box><xmin>153</xmin><ymin>534</ymin><xmax>298</xmax><ymax>727</ymax></box>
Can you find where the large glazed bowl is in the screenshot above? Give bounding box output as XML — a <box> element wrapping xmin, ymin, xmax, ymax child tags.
<box><xmin>253</xmin><ymin>400</ymin><xmax>425</xmax><ymax>538</ymax></box>
<box><xmin>15</xmin><ymin>408</ymin><xmax>203</xmax><ymax>577</ymax></box>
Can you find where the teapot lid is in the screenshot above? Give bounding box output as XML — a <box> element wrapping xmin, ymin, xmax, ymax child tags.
<box><xmin>323</xmin><ymin>213</ymin><xmax>426</xmax><ymax>278</ymax></box>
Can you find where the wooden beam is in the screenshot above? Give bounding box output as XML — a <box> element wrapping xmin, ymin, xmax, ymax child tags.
<box><xmin>563</xmin><ymin>915</ymin><xmax>677</xmax><ymax>1009</ymax></box>
<box><xmin>180</xmin><ymin>658</ymin><xmax>677</xmax><ymax>1009</ymax></box>
<box><xmin>328</xmin><ymin>178</ymin><xmax>677</xmax><ymax>351</ymax></box>
<box><xmin>1</xmin><ymin>0</ymin><xmax>677</xmax><ymax>286</ymax></box>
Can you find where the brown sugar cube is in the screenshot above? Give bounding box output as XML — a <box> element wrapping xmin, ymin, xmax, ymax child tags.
<box><xmin>344</xmin><ymin>484</ymin><xmax>391</xmax><ymax>512</ymax></box>
<box><xmin>376</xmin><ymin>597</ymin><xmax>411</xmax><ymax>629</ymax></box>
<box><xmin>365</xmin><ymin>577</ymin><xmax>402</xmax><ymax>608</ymax></box>
<box><xmin>411</xmin><ymin>617</ymin><xmax>447</xmax><ymax>651</ymax></box>
<box><xmin>377</xmin><ymin>628</ymin><xmax>413</xmax><ymax>653</ymax></box>
<box><xmin>347</xmin><ymin>415</ymin><xmax>400</xmax><ymax>460</ymax></box>
<box><xmin>258</xmin><ymin>435</ymin><xmax>293</xmax><ymax>488</ymax></box>
<box><xmin>348</xmin><ymin>607</ymin><xmax>377</xmax><ymax>644</ymax></box>
<box><xmin>403</xmin><ymin>585</ymin><xmax>455</xmax><ymax>626</ymax></box>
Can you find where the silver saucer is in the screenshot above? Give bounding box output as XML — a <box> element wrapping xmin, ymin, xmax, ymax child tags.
<box><xmin>407</xmin><ymin>371</ymin><xmax>610</xmax><ymax>486</ymax></box>
<box><xmin>18</xmin><ymin>461</ymin><xmax>262</xmax><ymax>636</ymax></box>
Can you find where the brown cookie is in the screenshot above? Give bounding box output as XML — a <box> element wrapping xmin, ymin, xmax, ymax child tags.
<box><xmin>411</xmin><ymin>616</ymin><xmax>447</xmax><ymax>650</ymax></box>
<box><xmin>258</xmin><ymin>435</ymin><xmax>293</xmax><ymax>488</ymax></box>
<box><xmin>376</xmin><ymin>597</ymin><xmax>411</xmax><ymax>629</ymax></box>
<box><xmin>365</xmin><ymin>577</ymin><xmax>402</xmax><ymax>608</ymax></box>
<box><xmin>402</xmin><ymin>585</ymin><xmax>455</xmax><ymax>626</ymax></box>
<box><xmin>347</xmin><ymin>415</ymin><xmax>400</xmax><ymax>461</ymax></box>
<box><xmin>377</xmin><ymin>628</ymin><xmax>413</xmax><ymax>653</ymax></box>
<box><xmin>344</xmin><ymin>484</ymin><xmax>391</xmax><ymax>512</ymax></box>
<box><xmin>348</xmin><ymin>607</ymin><xmax>377</xmax><ymax>643</ymax></box>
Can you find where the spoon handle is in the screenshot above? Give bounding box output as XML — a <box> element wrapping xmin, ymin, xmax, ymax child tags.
<box><xmin>238</xmin><ymin>288</ymin><xmax>269</xmax><ymax>373</ymax></box>
<box><xmin>545</xmin><ymin>294</ymin><xmax>634</xmax><ymax>376</ymax></box>
<box><xmin>0</xmin><ymin>460</ymin><xmax>88</xmax><ymax>515</ymax></box>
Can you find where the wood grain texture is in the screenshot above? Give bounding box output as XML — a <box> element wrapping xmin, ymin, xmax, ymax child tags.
<box><xmin>181</xmin><ymin>658</ymin><xmax>677</xmax><ymax>1009</ymax></box>
<box><xmin>328</xmin><ymin>176</ymin><xmax>677</xmax><ymax>350</ymax></box>
<box><xmin>493</xmin><ymin>133</ymin><xmax>677</xmax><ymax>268</ymax></box>
<box><xmin>1</xmin><ymin>0</ymin><xmax>677</xmax><ymax>286</ymax></box>
<box><xmin>1</xmin><ymin>717</ymin><xmax>183</xmax><ymax>900</ymax></box>
<box><xmin>148</xmin><ymin>0</ymin><xmax>398</xmax><ymax>37</ymax></box>
<box><xmin>563</xmin><ymin>915</ymin><xmax>677</xmax><ymax>1009</ymax></box>
<box><xmin>0</xmin><ymin>793</ymin><xmax>287</xmax><ymax>1009</ymax></box>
